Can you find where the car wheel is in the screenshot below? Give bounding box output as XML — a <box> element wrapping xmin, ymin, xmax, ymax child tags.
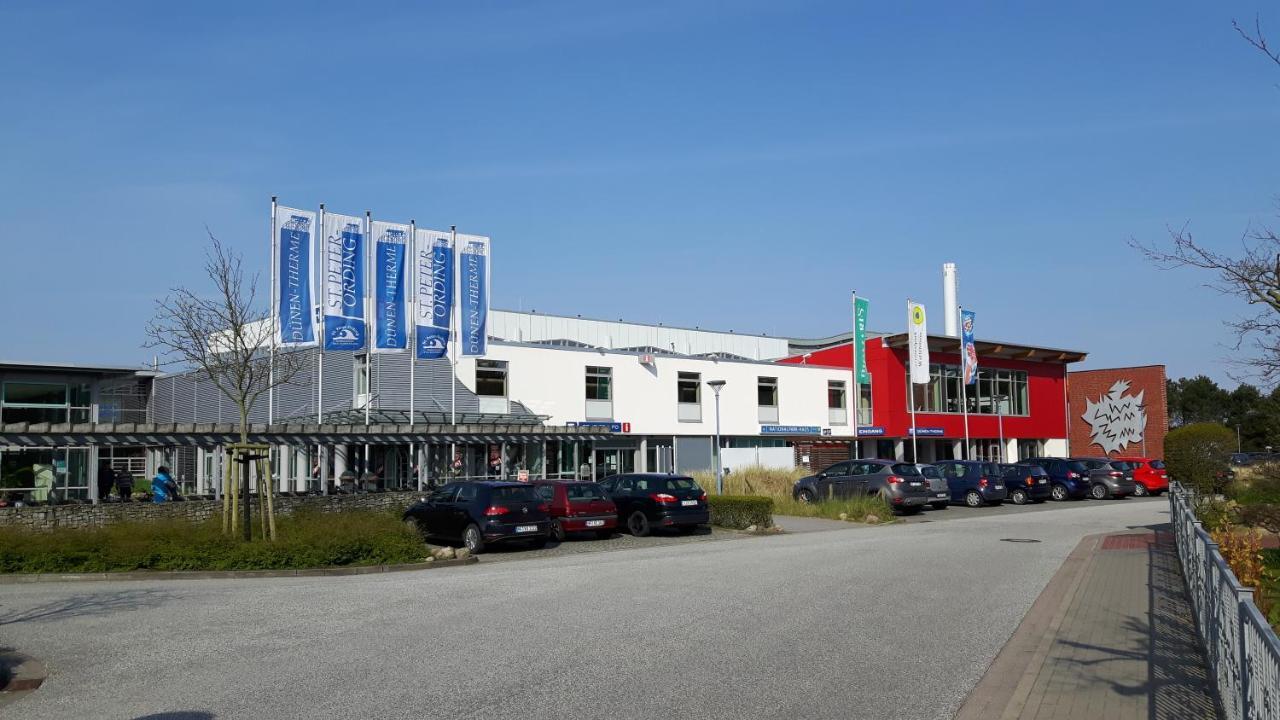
<box><xmin>462</xmin><ymin>524</ymin><xmax>485</xmax><ymax>554</ymax></box>
<box><xmin>1011</xmin><ymin>489</ymin><xmax>1028</xmax><ymax>505</ymax></box>
<box><xmin>798</xmin><ymin>489</ymin><xmax>816</xmax><ymax>504</ymax></box>
<box><xmin>1133</xmin><ymin>484</ymin><xmax>1149</xmax><ymax>497</ymax></box>
<box><xmin>627</xmin><ymin>511</ymin><xmax>651</xmax><ymax>537</ymax></box>
<box><xmin>1051</xmin><ymin>484</ymin><xmax>1069</xmax><ymax>501</ymax></box>
<box><xmin>965</xmin><ymin>490</ymin><xmax>983</xmax><ymax>508</ymax></box>
<box><xmin>549</xmin><ymin>519</ymin><xmax>566</xmax><ymax>542</ymax></box>
<box><xmin>1091</xmin><ymin>483</ymin><xmax>1110</xmax><ymax>500</ymax></box>
<box><xmin>931</xmin><ymin>502</ymin><xmax>948</xmax><ymax>510</ymax></box>
<box><xmin>596</xmin><ymin>530</ymin><xmax>613</xmax><ymax>540</ymax></box>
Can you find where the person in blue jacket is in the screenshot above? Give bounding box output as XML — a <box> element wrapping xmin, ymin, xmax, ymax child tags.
<box><xmin>151</xmin><ymin>466</ymin><xmax>176</xmax><ymax>503</ymax></box>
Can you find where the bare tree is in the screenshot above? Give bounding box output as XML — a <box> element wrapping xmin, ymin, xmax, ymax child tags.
<box><xmin>1132</xmin><ymin>16</ymin><xmax>1280</xmax><ymax>385</ymax></box>
<box><xmin>145</xmin><ymin>232</ymin><xmax>304</xmax><ymax>538</ymax></box>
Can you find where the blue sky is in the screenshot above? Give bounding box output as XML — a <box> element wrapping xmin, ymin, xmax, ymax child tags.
<box><xmin>2</xmin><ymin>1</ymin><xmax>1278</xmax><ymax>384</ymax></box>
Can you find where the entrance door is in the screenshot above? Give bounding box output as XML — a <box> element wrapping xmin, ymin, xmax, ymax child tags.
<box><xmin>594</xmin><ymin>449</ymin><xmax>634</xmax><ymax>481</ymax></box>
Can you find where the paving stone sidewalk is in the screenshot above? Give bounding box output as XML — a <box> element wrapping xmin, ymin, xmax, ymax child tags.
<box><xmin>956</xmin><ymin>528</ymin><xmax>1222</xmax><ymax>720</ymax></box>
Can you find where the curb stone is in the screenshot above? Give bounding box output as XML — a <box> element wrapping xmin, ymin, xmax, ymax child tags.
<box><xmin>0</xmin><ymin>556</ymin><xmax>477</xmax><ymax>584</ymax></box>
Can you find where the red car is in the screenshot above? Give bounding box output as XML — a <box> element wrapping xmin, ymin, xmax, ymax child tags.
<box><xmin>1113</xmin><ymin>457</ymin><xmax>1168</xmax><ymax>496</ymax></box>
<box><xmin>532</xmin><ymin>480</ymin><xmax>618</xmax><ymax>541</ymax></box>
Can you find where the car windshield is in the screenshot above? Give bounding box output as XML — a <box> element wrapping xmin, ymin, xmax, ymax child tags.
<box><xmin>920</xmin><ymin>466</ymin><xmax>941</xmax><ymax>479</ymax></box>
<box><xmin>1066</xmin><ymin>461</ymin><xmax>1090</xmax><ymax>473</ymax></box>
<box><xmin>566</xmin><ymin>483</ymin><xmax>605</xmax><ymax>500</ymax></box>
<box><xmin>1151</xmin><ymin>460</ymin><xmax>1166</xmax><ymax>469</ymax></box>
<box><xmin>1109</xmin><ymin>461</ymin><xmax>1132</xmax><ymax>470</ymax></box>
<box><xmin>639</xmin><ymin>477</ymin><xmax>701</xmax><ymax>492</ymax></box>
<box><xmin>1081</xmin><ymin>460</ymin><xmax>1110</xmax><ymax>470</ymax></box>
<box><xmin>891</xmin><ymin>464</ymin><xmax>922</xmax><ymax>476</ymax></box>
<box><xmin>982</xmin><ymin>463</ymin><xmax>1002</xmax><ymax>477</ymax></box>
<box><xmin>1023</xmin><ymin>465</ymin><xmax>1047</xmax><ymax>476</ymax></box>
<box><xmin>491</xmin><ymin>486</ymin><xmax>539</xmax><ymax>502</ymax></box>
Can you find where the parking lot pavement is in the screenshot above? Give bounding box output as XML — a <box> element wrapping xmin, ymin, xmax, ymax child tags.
<box><xmin>1</xmin><ymin>500</ymin><xmax>1169</xmax><ymax>720</ymax></box>
<box><xmin>901</xmin><ymin>495</ymin><xmax>1167</xmax><ymax>524</ymax></box>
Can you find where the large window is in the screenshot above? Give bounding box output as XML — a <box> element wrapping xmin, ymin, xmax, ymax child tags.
<box><xmin>677</xmin><ymin>372</ymin><xmax>701</xmax><ymax>422</ymax></box>
<box><xmin>906</xmin><ymin>364</ymin><xmax>1029</xmax><ymax>416</ymax></box>
<box><xmin>476</xmin><ymin>360</ymin><xmax>508</xmax><ymax>397</ymax></box>
<box><xmin>2</xmin><ymin>382</ymin><xmax>78</xmax><ymax>424</ymax></box>
<box><xmin>827</xmin><ymin>381</ymin><xmax>846</xmax><ymax>409</ymax></box>
<box><xmin>858</xmin><ymin>383</ymin><xmax>873</xmax><ymax>425</ymax></box>
<box><xmin>585</xmin><ymin>366</ymin><xmax>612</xmax><ymax>401</ymax></box>
<box><xmin>757</xmin><ymin>377</ymin><xmax>778</xmax><ymax>407</ymax></box>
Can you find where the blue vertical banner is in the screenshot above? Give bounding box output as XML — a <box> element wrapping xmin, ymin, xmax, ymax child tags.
<box><xmin>274</xmin><ymin>206</ymin><xmax>317</xmax><ymax>346</ymax></box>
<box><xmin>321</xmin><ymin>211</ymin><xmax>367</xmax><ymax>351</ymax></box>
<box><xmin>459</xmin><ymin>234</ymin><xmax>490</xmax><ymax>357</ymax></box>
<box><xmin>371</xmin><ymin>220</ymin><xmax>409</xmax><ymax>352</ymax></box>
<box><xmin>413</xmin><ymin>228</ymin><xmax>454</xmax><ymax>359</ymax></box>
<box><xmin>961</xmin><ymin>309</ymin><xmax>978</xmax><ymax>385</ymax></box>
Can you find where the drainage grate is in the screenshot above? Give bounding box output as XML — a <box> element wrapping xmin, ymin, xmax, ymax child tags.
<box><xmin>1000</xmin><ymin>538</ymin><xmax>1041</xmax><ymax>543</ymax></box>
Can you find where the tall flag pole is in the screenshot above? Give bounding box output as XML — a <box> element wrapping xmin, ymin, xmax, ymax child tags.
<box><xmin>851</xmin><ymin>292</ymin><xmax>871</xmax><ymax>459</ymax></box>
<box><xmin>907</xmin><ymin>299</ymin><xmax>930</xmax><ymax>462</ymax></box>
<box><xmin>316</xmin><ymin>203</ymin><xmax>326</xmax><ymax>425</ymax></box>
<box><xmin>408</xmin><ymin>219</ymin><xmax>417</xmax><ymax>428</ymax></box>
<box><xmin>268</xmin><ymin>196</ymin><xmax>278</xmax><ymax>426</ymax></box>
<box><xmin>450</xmin><ymin>225</ymin><xmax>458</xmax><ymax>427</ymax></box>
<box><xmin>960</xmin><ymin>307</ymin><xmax>977</xmax><ymax>459</ymax></box>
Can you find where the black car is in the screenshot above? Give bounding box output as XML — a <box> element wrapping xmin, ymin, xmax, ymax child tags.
<box><xmin>999</xmin><ymin>463</ymin><xmax>1052</xmax><ymax>505</ymax></box>
<box><xmin>792</xmin><ymin>459</ymin><xmax>931</xmax><ymax>514</ymax></box>
<box><xmin>1024</xmin><ymin>457</ymin><xmax>1093</xmax><ymax>501</ymax></box>
<box><xmin>937</xmin><ymin>460</ymin><xmax>1008</xmax><ymax>507</ymax></box>
<box><xmin>599</xmin><ymin>473</ymin><xmax>709</xmax><ymax>537</ymax></box>
<box><xmin>403</xmin><ymin>481</ymin><xmax>551</xmax><ymax>554</ymax></box>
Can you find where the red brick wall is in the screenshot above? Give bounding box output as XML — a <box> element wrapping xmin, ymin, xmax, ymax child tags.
<box><xmin>1067</xmin><ymin>366</ymin><xmax>1168</xmax><ymax>459</ymax></box>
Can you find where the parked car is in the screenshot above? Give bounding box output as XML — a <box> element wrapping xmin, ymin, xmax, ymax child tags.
<box><xmin>1112</xmin><ymin>457</ymin><xmax>1169</xmax><ymax>496</ymax></box>
<box><xmin>1024</xmin><ymin>457</ymin><xmax>1095</xmax><ymax>501</ymax></box>
<box><xmin>532</xmin><ymin>480</ymin><xmax>617</xmax><ymax>540</ymax></box>
<box><xmin>998</xmin><ymin>463</ymin><xmax>1052</xmax><ymax>505</ymax></box>
<box><xmin>917</xmin><ymin>464</ymin><xmax>949</xmax><ymax>510</ymax></box>
<box><xmin>599</xmin><ymin>473</ymin><xmax>709</xmax><ymax>536</ymax></box>
<box><xmin>792</xmin><ymin>459</ymin><xmax>931</xmax><ymax>514</ymax></box>
<box><xmin>1077</xmin><ymin>458</ymin><xmax>1138</xmax><ymax>499</ymax></box>
<box><xmin>936</xmin><ymin>460</ymin><xmax>1008</xmax><ymax>507</ymax></box>
<box><xmin>403</xmin><ymin>481</ymin><xmax>551</xmax><ymax>554</ymax></box>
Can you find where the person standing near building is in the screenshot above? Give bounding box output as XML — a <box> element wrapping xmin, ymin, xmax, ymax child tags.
<box><xmin>115</xmin><ymin>468</ymin><xmax>134</xmax><ymax>501</ymax></box>
<box><xmin>97</xmin><ymin>462</ymin><xmax>115</xmax><ymax>502</ymax></box>
<box><xmin>151</xmin><ymin>466</ymin><xmax>175</xmax><ymax>503</ymax></box>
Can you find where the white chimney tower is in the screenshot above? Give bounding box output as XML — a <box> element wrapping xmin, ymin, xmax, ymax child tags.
<box><xmin>943</xmin><ymin>262</ymin><xmax>959</xmax><ymax>337</ymax></box>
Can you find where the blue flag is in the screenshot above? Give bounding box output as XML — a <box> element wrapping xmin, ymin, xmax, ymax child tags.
<box><xmin>414</xmin><ymin>228</ymin><xmax>454</xmax><ymax>360</ymax></box>
<box><xmin>321</xmin><ymin>213</ymin><xmax>367</xmax><ymax>351</ymax></box>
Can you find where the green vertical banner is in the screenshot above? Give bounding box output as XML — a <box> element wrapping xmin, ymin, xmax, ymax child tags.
<box><xmin>854</xmin><ymin>296</ymin><xmax>870</xmax><ymax>384</ymax></box>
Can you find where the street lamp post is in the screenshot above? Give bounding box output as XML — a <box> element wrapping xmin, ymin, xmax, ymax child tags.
<box><xmin>707</xmin><ymin>380</ymin><xmax>726</xmax><ymax>495</ymax></box>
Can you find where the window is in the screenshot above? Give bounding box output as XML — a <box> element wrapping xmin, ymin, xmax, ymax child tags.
<box><xmin>891</xmin><ymin>463</ymin><xmax>922</xmax><ymax>476</ymax></box>
<box><xmin>857</xmin><ymin>382</ymin><xmax>873</xmax><ymax>425</ymax></box>
<box><xmin>534</xmin><ymin>484</ymin><xmax>555</xmax><ymax>501</ymax></box>
<box><xmin>757</xmin><ymin>377</ymin><xmax>778</xmax><ymax>407</ymax></box>
<box><xmin>677</xmin><ymin>372</ymin><xmax>700</xmax><ymax>404</ymax></box>
<box><xmin>566</xmin><ymin>483</ymin><xmax>606</xmax><ymax>500</ymax></box>
<box><xmin>827</xmin><ymin>381</ymin><xmax>846</xmax><ymax>409</ymax></box>
<box><xmin>904</xmin><ymin>364</ymin><xmax>1029</xmax><ymax>416</ymax></box>
<box><xmin>456</xmin><ymin>483</ymin><xmax>478</xmax><ymax>501</ymax></box>
<box><xmin>476</xmin><ymin>360</ymin><xmax>508</xmax><ymax>397</ymax></box>
<box><xmin>585</xmin><ymin>366</ymin><xmax>612</xmax><ymax>401</ymax></box>
<box><xmin>353</xmin><ymin>354</ymin><xmax>370</xmax><ymax>399</ymax></box>
<box><xmin>2</xmin><ymin>382</ymin><xmax>71</xmax><ymax>425</ymax></box>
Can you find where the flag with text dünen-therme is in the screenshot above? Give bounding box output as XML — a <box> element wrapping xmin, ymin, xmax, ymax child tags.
<box><xmin>371</xmin><ymin>220</ymin><xmax>409</xmax><ymax>353</ymax></box>
<box><xmin>908</xmin><ymin>301</ymin><xmax>929</xmax><ymax>385</ymax></box>
<box><xmin>459</xmin><ymin>234</ymin><xmax>490</xmax><ymax>357</ymax></box>
<box><xmin>961</xmin><ymin>309</ymin><xmax>978</xmax><ymax>385</ymax></box>
<box><xmin>274</xmin><ymin>206</ymin><xmax>317</xmax><ymax>347</ymax></box>
<box><xmin>321</xmin><ymin>212</ymin><xmax>367</xmax><ymax>351</ymax></box>
<box><xmin>414</xmin><ymin>228</ymin><xmax>453</xmax><ymax>360</ymax></box>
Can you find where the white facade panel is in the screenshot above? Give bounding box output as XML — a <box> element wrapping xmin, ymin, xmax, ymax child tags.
<box><xmin>722</xmin><ymin>447</ymin><xmax>796</xmax><ymax>472</ymax></box>
<box><xmin>456</xmin><ymin>342</ymin><xmax>855</xmax><ymax>439</ymax></box>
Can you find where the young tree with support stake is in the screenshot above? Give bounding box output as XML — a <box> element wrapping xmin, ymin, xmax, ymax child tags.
<box><xmin>145</xmin><ymin>232</ymin><xmax>304</xmax><ymax>540</ymax></box>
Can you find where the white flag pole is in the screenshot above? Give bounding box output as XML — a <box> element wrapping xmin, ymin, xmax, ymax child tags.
<box><xmin>409</xmin><ymin>219</ymin><xmax>417</xmax><ymax>428</ymax></box>
<box><xmin>851</xmin><ymin>291</ymin><xmax>860</xmax><ymax>460</ymax></box>
<box><xmin>959</xmin><ymin>305</ymin><xmax>971</xmax><ymax>460</ymax></box>
<box><xmin>450</xmin><ymin>224</ymin><xmax>458</xmax><ymax>427</ymax></box>
<box><xmin>316</xmin><ymin>203</ymin><xmax>326</xmax><ymax>426</ymax></box>
<box><xmin>269</xmin><ymin>196</ymin><xmax>278</xmax><ymax>426</ymax></box>
<box><xmin>907</xmin><ymin>298</ymin><xmax>918</xmax><ymax>463</ymax></box>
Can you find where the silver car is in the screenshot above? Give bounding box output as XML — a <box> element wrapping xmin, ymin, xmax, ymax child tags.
<box><xmin>917</xmin><ymin>464</ymin><xmax>949</xmax><ymax>510</ymax></box>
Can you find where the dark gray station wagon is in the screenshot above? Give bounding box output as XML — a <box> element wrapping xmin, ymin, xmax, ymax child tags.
<box><xmin>792</xmin><ymin>459</ymin><xmax>931</xmax><ymax>514</ymax></box>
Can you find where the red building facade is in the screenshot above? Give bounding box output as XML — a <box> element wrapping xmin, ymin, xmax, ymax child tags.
<box><xmin>783</xmin><ymin>334</ymin><xmax>1086</xmax><ymax>463</ymax></box>
<box><xmin>1067</xmin><ymin>365</ymin><xmax>1168</xmax><ymax>459</ymax></box>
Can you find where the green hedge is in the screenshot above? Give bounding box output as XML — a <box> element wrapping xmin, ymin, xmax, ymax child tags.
<box><xmin>708</xmin><ymin>495</ymin><xmax>774</xmax><ymax>529</ymax></box>
<box><xmin>0</xmin><ymin>509</ymin><xmax>427</xmax><ymax>574</ymax></box>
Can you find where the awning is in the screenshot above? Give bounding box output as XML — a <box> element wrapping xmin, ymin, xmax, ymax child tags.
<box><xmin>0</xmin><ymin>421</ymin><xmax>613</xmax><ymax>448</ymax></box>
<box><xmin>879</xmin><ymin>333</ymin><xmax>1087</xmax><ymax>364</ymax></box>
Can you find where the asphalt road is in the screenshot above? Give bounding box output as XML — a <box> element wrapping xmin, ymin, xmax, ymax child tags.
<box><xmin>1</xmin><ymin>498</ymin><xmax>1168</xmax><ymax>720</ymax></box>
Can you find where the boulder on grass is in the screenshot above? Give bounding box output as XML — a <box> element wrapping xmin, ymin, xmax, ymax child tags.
<box><xmin>838</xmin><ymin>512</ymin><xmax>849</xmax><ymax>521</ymax></box>
<box><xmin>455</xmin><ymin>548</ymin><xmax>471</xmax><ymax>560</ymax></box>
<box><xmin>864</xmin><ymin>514</ymin><xmax>881</xmax><ymax>524</ymax></box>
<box><xmin>432</xmin><ymin>547</ymin><xmax>457</xmax><ymax>561</ymax></box>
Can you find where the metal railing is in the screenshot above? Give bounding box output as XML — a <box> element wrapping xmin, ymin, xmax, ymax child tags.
<box><xmin>1170</xmin><ymin>482</ymin><xmax>1280</xmax><ymax>719</ymax></box>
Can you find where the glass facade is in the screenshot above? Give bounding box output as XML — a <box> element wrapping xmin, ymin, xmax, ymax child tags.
<box><xmin>907</xmin><ymin>364</ymin><xmax>1029</xmax><ymax>416</ymax></box>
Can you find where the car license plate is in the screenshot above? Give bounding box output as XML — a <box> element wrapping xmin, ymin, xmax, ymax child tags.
<box><xmin>995</xmin><ymin>484</ymin><xmax>1005</xmax><ymax>489</ymax></box>
<box><xmin>935</xmin><ymin>492</ymin><xmax>947</xmax><ymax>499</ymax></box>
<box><xmin>909</xmin><ymin>481</ymin><xmax>922</xmax><ymax>487</ymax></box>
<box><xmin>1038</xmin><ymin>478</ymin><xmax>1048</xmax><ymax>484</ymax></box>
<box><xmin>515</xmin><ymin>525</ymin><xmax>538</xmax><ymax>533</ymax></box>
<box><xmin>681</xmin><ymin>500</ymin><xmax>698</xmax><ymax>506</ymax></box>
<box><xmin>585</xmin><ymin>519</ymin><xmax>604</xmax><ymax>527</ymax></box>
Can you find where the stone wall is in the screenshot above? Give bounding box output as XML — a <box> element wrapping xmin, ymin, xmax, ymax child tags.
<box><xmin>0</xmin><ymin>491</ymin><xmax>423</xmax><ymax>532</ymax></box>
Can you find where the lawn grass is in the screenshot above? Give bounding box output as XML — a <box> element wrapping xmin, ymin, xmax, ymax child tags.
<box><xmin>0</xmin><ymin>508</ymin><xmax>429</xmax><ymax>574</ymax></box>
<box><xmin>692</xmin><ymin>466</ymin><xmax>899</xmax><ymax>524</ymax></box>
<box><xmin>773</xmin><ymin>496</ymin><xmax>897</xmax><ymax>524</ymax></box>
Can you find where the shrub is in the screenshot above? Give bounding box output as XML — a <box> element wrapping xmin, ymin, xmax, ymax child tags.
<box><xmin>691</xmin><ymin>466</ymin><xmax>808</xmax><ymax>500</ymax></box>
<box><xmin>1166</xmin><ymin>423</ymin><xmax>1235</xmax><ymax>495</ymax></box>
<box><xmin>0</xmin><ymin>509</ymin><xmax>427</xmax><ymax>574</ymax></box>
<box><xmin>707</xmin><ymin>495</ymin><xmax>774</xmax><ymax>529</ymax></box>
<box><xmin>1230</xmin><ymin>466</ymin><xmax>1280</xmax><ymax>506</ymax></box>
